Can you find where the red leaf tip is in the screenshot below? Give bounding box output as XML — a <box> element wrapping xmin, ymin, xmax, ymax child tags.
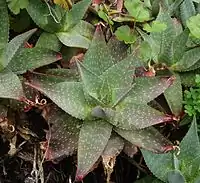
<box><xmin>95</xmin><ymin>24</ymin><xmax>102</xmax><ymax>33</ymax></box>
<box><xmin>164</xmin><ymin>114</ymin><xmax>179</xmax><ymax>122</ymax></box>
<box><xmin>162</xmin><ymin>145</ymin><xmax>175</xmax><ymax>153</ymax></box>
<box><xmin>24</xmin><ymin>42</ymin><xmax>33</xmax><ymax>48</ymax></box>
<box><xmin>75</xmin><ymin>170</ymin><xmax>84</xmax><ymax>182</ymax></box>
<box><xmin>160</xmin><ymin>75</ymin><xmax>176</xmax><ymax>87</ymax></box>
<box><xmin>56</xmin><ymin>53</ymin><xmax>62</xmax><ymax>60</ymax></box>
<box><xmin>40</xmin><ymin>141</ymin><xmax>53</xmax><ymax>160</ymax></box>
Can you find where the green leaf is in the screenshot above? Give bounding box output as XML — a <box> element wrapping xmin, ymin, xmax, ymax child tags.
<box><xmin>26</xmin><ymin>77</ymin><xmax>89</xmax><ymax>119</ymax></box>
<box><xmin>142</xmin><ymin>150</ymin><xmax>174</xmax><ymax>182</ymax></box>
<box><xmin>179</xmin><ymin>117</ymin><xmax>200</xmax><ymax>166</ymax></box>
<box><xmin>142</xmin><ymin>117</ymin><xmax>199</xmax><ymax>182</ymax></box>
<box><xmin>106</xmin><ymin>37</ymin><xmax>128</xmax><ymax>63</ymax></box>
<box><xmin>195</xmin><ymin>176</ymin><xmax>200</xmax><ymax>183</ymax></box>
<box><xmin>137</xmin><ymin>28</ymin><xmax>159</xmax><ymax>61</ymax></box>
<box><xmin>164</xmin><ymin>74</ymin><xmax>183</xmax><ymax>116</ymax></box>
<box><xmin>45</xmin><ymin>105</ymin><xmax>81</xmax><ymax>160</ymax></box>
<box><xmin>63</xmin><ymin>0</ymin><xmax>91</xmax><ymax>31</ymax></box>
<box><xmin>7</xmin><ymin>0</ymin><xmax>29</xmax><ymax>14</ymax></box>
<box><xmin>83</xmin><ymin>25</ymin><xmax>115</xmax><ymax>75</ymax></box>
<box><xmin>7</xmin><ymin>47</ymin><xmax>62</xmax><ymax>74</ymax></box>
<box><xmin>186</xmin><ymin>14</ymin><xmax>200</xmax><ymax>39</ymax></box>
<box><xmin>98</xmin><ymin>9</ymin><xmax>113</xmax><ymax>25</ymax></box>
<box><xmin>123</xmin><ymin>141</ymin><xmax>138</xmax><ymax>157</ymax></box>
<box><xmin>167</xmin><ymin>170</ymin><xmax>186</xmax><ymax>183</ymax></box>
<box><xmin>57</xmin><ymin>21</ymin><xmax>94</xmax><ymax>48</ymax></box>
<box><xmin>0</xmin><ymin>0</ymin><xmax>9</xmax><ymax>49</ymax></box>
<box><xmin>76</xmin><ymin>61</ymin><xmax>103</xmax><ymax>102</ymax></box>
<box><xmin>127</xmin><ymin>76</ymin><xmax>174</xmax><ymax>104</ymax></box>
<box><xmin>138</xmin><ymin>41</ymin><xmax>152</xmax><ymax>61</ymax></box>
<box><xmin>180</xmin><ymin>71</ymin><xmax>197</xmax><ymax>87</ymax></box>
<box><xmin>114</xmin><ymin>25</ymin><xmax>137</xmax><ymax>44</ymax></box>
<box><xmin>124</xmin><ymin>0</ymin><xmax>151</xmax><ymax>22</ymax></box>
<box><xmin>151</xmin><ymin>8</ymin><xmax>176</xmax><ymax>65</ymax></box>
<box><xmin>100</xmin><ymin>54</ymin><xmax>138</xmax><ymax>89</ymax></box>
<box><xmin>186</xmin><ymin>59</ymin><xmax>200</xmax><ymax>71</ymax></box>
<box><xmin>36</xmin><ymin>32</ymin><xmax>62</xmax><ymax>52</ymax></box>
<box><xmin>173</xmin><ymin>47</ymin><xmax>200</xmax><ymax>71</ymax></box>
<box><xmin>171</xmin><ymin>29</ymin><xmax>189</xmax><ymax>64</ymax></box>
<box><xmin>76</xmin><ymin>120</ymin><xmax>112</xmax><ymax>180</ymax></box>
<box><xmin>102</xmin><ymin>134</ymin><xmax>124</xmax><ymax>182</ymax></box>
<box><xmin>180</xmin><ymin>0</ymin><xmax>196</xmax><ymax>27</ymax></box>
<box><xmin>0</xmin><ymin>69</ymin><xmax>24</xmax><ymax>100</ymax></box>
<box><xmin>41</xmin><ymin>68</ymin><xmax>79</xmax><ymax>81</ymax></box>
<box><xmin>26</xmin><ymin>0</ymin><xmax>63</xmax><ymax>33</ymax></box>
<box><xmin>115</xmin><ymin>126</ymin><xmax>172</xmax><ymax>153</ymax></box>
<box><xmin>57</xmin><ymin>31</ymin><xmax>91</xmax><ymax>48</ymax></box>
<box><xmin>106</xmin><ymin>103</ymin><xmax>171</xmax><ymax>129</ymax></box>
<box><xmin>143</xmin><ymin>21</ymin><xmax>167</xmax><ymax>33</ymax></box>
<box><xmin>102</xmin><ymin>134</ymin><xmax>124</xmax><ymax>159</ymax></box>
<box><xmin>5</xmin><ymin>29</ymin><xmax>37</xmax><ymax>68</ymax></box>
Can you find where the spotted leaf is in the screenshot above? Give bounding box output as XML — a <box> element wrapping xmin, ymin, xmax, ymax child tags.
<box><xmin>100</xmin><ymin>54</ymin><xmax>138</xmax><ymax>89</ymax></box>
<box><xmin>83</xmin><ymin>25</ymin><xmax>115</xmax><ymax>75</ymax></box>
<box><xmin>26</xmin><ymin>75</ymin><xmax>89</xmax><ymax>119</ymax></box>
<box><xmin>76</xmin><ymin>61</ymin><xmax>103</xmax><ymax>102</ymax></box>
<box><xmin>142</xmin><ymin>117</ymin><xmax>200</xmax><ymax>182</ymax></box>
<box><xmin>5</xmin><ymin>29</ymin><xmax>37</xmax><ymax>68</ymax></box>
<box><xmin>105</xmin><ymin>103</ymin><xmax>173</xmax><ymax>129</ymax></box>
<box><xmin>45</xmin><ymin>106</ymin><xmax>81</xmax><ymax>160</ymax></box>
<box><xmin>102</xmin><ymin>133</ymin><xmax>124</xmax><ymax>159</ymax></box>
<box><xmin>101</xmin><ymin>134</ymin><xmax>124</xmax><ymax>182</ymax></box>
<box><xmin>0</xmin><ymin>0</ymin><xmax>9</xmax><ymax>49</ymax></box>
<box><xmin>7</xmin><ymin>47</ymin><xmax>62</xmax><ymax>74</ymax></box>
<box><xmin>126</xmin><ymin>76</ymin><xmax>174</xmax><ymax>104</ymax></box>
<box><xmin>115</xmin><ymin>126</ymin><xmax>173</xmax><ymax>153</ymax></box>
<box><xmin>0</xmin><ymin>69</ymin><xmax>24</xmax><ymax>100</ymax></box>
<box><xmin>63</xmin><ymin>0</ymin><xmax>91</xmax><ymax>31</ymax></box>
<box><xmin>173</xmin><ymin>47</ymin><xmax>200</xmax><ymax>71</ymax></box>
<box><xmin>36</xmin><ymin>32</ymin><xmax>62</xmax><ymax>52</ymax></box>
<box><xmin>57</xmin><ymin>21</ymin><xmax>94</xmax><ymax>49</ymax></box>
<box><xmin>180</xmin><ymin>0</ymin><xmax>196</xmax><ymax>27</ymax></box>
<box><xmin>164</xmin><ymin>74</ymin><xmax>183</xmax><ymax>116</ymax></box>
<box><xmin>76</xmin><ymin>120</ymin><xmax>112</xmax><ymax>180</ymax></box>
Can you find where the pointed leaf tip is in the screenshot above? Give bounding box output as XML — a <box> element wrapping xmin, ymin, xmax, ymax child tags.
<box><xmin>77</xmin><ymin>121</ymin><xmax>112</xmax><ymax>179</ymax></box>
<box><xmin>56</xmin><ymin>52</ymin><xmax>62</xmax><ymax>60</ymax></box>
<box><xmin>162</xmin><ymin>145</ymin><xmax>175</xmax><ymax>153</ymax></box>
<box><xmin>75</xmin><ymin>171</ymin><xmax>85</xmax><ymax>182</ymax></box>
<box><xmin>163</xmin><ymin>114</ymin><xmax>179</xmax><ymax>122</ymax></box>
<box><xmin>161</xmin><ymin>75</ymin><xmax>176</xmax><ymax>87</ymax></box>
<box><xmin>96</xmin><ymin>24</ymin><xmax>102</xmax><ymax>32</ymax></box>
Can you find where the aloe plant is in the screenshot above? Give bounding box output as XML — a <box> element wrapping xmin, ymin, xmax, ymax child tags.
<box><xmin>0</xmin><ymin>0</ymin><xmax>62</xmax><ymax>102</ymax></box>
<box><xmin>142</xmin><ymin>117</ymin><xmax>200</xmax><ymax>183</ymax></box>
<box><xmin>134</xmin><ymin>0</ymin><xmax>200</xmax><ymax>118</ymax></box>
<box><xmin>26</xmin><ymin>0</ymin><xmax>94</xmax><ymax>48</ymax></box>
<box><xmin>24</xmin><ymin>25</ymin><xmax>179</xmax><ymax>180</ymax></box>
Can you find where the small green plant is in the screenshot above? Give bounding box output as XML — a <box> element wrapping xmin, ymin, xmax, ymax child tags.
<box><xmin>184</xmin><ymin>75</ymin><xmax>200</xmax><ymax>116</ymax></box>
<box><xmin>26</xmin><ymin>0</ymin><xmax>94</xmax><ymax>48</ymax></box>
